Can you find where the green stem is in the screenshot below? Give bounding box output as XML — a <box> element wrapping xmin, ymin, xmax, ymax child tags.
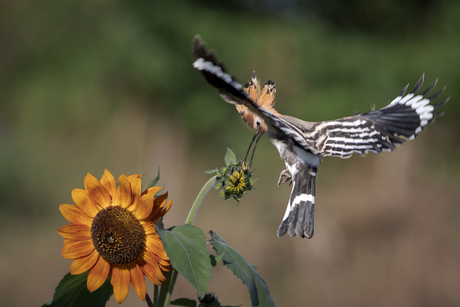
<box><xmin>156</xmin><ymin>268</ymin><xmax>179</xmax><ymax>307</ymax></box>
<box><xmin>155</xmin><ymin>175</ymin><xmax>217</xmax><ymax>307</ymax></box>
<box><xmin>153</xmin><ymin>285</ymin><xmax>159</xmax><ymax>307</ymax></box>
<box><xmin>162</xmin><ymin>269</ymin><xmax>178</xmax><ymax>307</ymax></box>
<box><xmin>157</xmin><ymin>270</ymin><xmax>172</xmax><ymax>307</ymax></box>
<box><xmin>146</xmin><ymin>293</ymin><xmax>154</xmax><ymax>307</ymax></box>
<box><xmin>185</xmin><ymin>175</ymin><xmax>217</xmax><ymax>225</ymax></box>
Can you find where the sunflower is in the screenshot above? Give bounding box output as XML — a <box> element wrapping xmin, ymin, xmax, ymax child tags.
<box><xmin>226</xmin><ymin>170</ymin><xmax>247</xmax><ymax>194</ymax></box>
<box><xmin>58</xmin><ymin>169</ymin><xmax>172</xmax><ymax>303</ymax></box>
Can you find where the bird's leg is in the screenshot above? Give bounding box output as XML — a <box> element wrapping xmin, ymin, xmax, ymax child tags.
<box><xmin>277</xmin><ymin>169</ymin><xmax>292</xmax><ymax>187</ymax></box>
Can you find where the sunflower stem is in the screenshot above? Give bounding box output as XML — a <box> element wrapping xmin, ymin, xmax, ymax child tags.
<box><xmin>153</xmin><ymin>284</ymin><xmax>159</xmax><ymax>307</ymax></box>
<box><xmin>146</xmin><ymin>293</ymin><xmax>154</xmax><ymax>307</ymax></box>
<box><xmin>163</xmin><ymin>269</ymin><xmax>178</xmax><ymax>307</ymax></box>
<box><xmin>157</xmin><ymin>269</ymin><xmax>178</xmax><ymax>307</ymax></box>
<box><xmin>185</xmin><ymin>175</ymin><xmax>217</xmax><ymax>225</ymax></box>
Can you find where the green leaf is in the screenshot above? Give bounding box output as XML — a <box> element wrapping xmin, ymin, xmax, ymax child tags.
<box><xmin>171</xmin><ymin>298</ymin><xmax>197</xmax><ymax>307</ymax></box>
<box><xmin>224</xmin><ymin>148</ymin><xmax>237</xmax><ymax>167</ymax></box>
<box><xmin>210</xmin><ymin>231</ymin><xmax>276</xmax><ymax>307</ymax></box>
<box><xmin>148</xmin><ymin>166</ymin><xmax>161</xmax><ymax>188</ymax></box>
<box><xmin>209</xmin><ymin>253</ymin><xmax>223</xmax><ymax>267</ymax></box>
<box><xmin>202</xmin><ymin>169</ymin><xmax>218</xmax><ymax>175</ymax></box>
<box><xmin>157</xmin><ymin>219</ymin><xmax>212</xmax><ymax>298</ymax></box>
<box><xmin>43</xmin><ymin>272</ymin><xmax>113</xmax><ymax>307</ymax></box>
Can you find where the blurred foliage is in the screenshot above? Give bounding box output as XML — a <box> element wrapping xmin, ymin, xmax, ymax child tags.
<box><xmin>1</xmin><ymin>1</ymin><xmax>460</xmax><ymax>306</ymax></box>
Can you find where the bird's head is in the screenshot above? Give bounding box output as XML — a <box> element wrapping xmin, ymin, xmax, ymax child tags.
<box><xmin>236</xmin><ymin>72</ymin><xmax>278</xmax><ymax>135</ymax></box>
<box><xmin>236</xmin><ymin>104</ymin><xmax>267</xmax><ymax>135</ymax></box>
<box><xmin>236</xmin><ymin>72</ymin><xmax>280</xmax><ymax>166</ymax></box>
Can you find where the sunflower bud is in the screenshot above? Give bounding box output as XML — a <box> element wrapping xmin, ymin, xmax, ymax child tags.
<box><xmin>204</xmin><ymin>148</ymin><xmax>255</xmax><ymax>202</ymax></box>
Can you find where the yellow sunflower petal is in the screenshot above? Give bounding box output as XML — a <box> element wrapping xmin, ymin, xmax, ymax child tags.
<box><xmin>146</xmin><ymin>257</ymin><xmax>168</xmax><ymax>283</ymax></box>
<box><xmin>143</xmin><ymin>223</ymin><xmax>156</xmax><ymax>235</ymax></box>
<box><xmin>153</xmin><ymin>200</ymin><xmax>172</xmax><ymax>223</ymax></box>
<box><xmin>61</xmin><ymin>238</ymin><xmax>95</xmax><ymax>259</ymax></box>
<box><xmin>59</xmin><ymin>204</ymin><xmax>92</xmax><ymax>226</ymax></box>
<box><xmin>84</xmin><ymin>173</ymin><xmax>111</xmax><ymax>209</ymax></box>
<box><xmin>71</xmin><ymin>188</ymin><xmax>99</xmax><ymax>218</ymax></box>
<box><xmin>146</xmin><ymin>235</ymin><xmax>168</xmax><ymax>258</ymax></box>
<box><xmin>133</xmin><ymin>187</ymin><xmax>163</xmax><ymax>218</ymax></box>
<box><xmin>127</xmin><ymin>174</ymin><xmax>142</xmax><ymax>199</ymax></box>
<box><xmin>57</xmin><ymin>224</ymin><xmax>91</xmax><ymax>241</ymax></box>
<box><xmin>144</xmin><ymin>256</ymin><xmax>167</xmax><ymax>284</ymax></box>
<box><xmin>111</xmin><ymin>265</ymin><xmax>131</xmax><ymax>304</ymax></box>
<box><xmin>129</xmin><ymin>262</ymin><xmax>146</xmax><ymax>300</ymax></box>
<box><xmin>142</xmin><ymin>249</ymin><xmax>159</xmax><ymax>268</ymax></box>
<box><xmin>100</xmin><ymin>169</ymin><xmax>116</xmax><ymax>198</ymax></box>
<box><xmin>159</xmin><ymin>262</ymin><xmax>172</xmax><ymax>272</ymax></box>
<box><xmin>135</xmin><ymin>192</ymin><xmax>155</xmax><ymax>221</ymax></box>
<box><xmin>141</xmin><ymin>186</ymin><xmax>163</xmax><ymax>197</ymax></box>
<box><xmin>113</xmin><ymin>174</ymin><xmax>133</xmax><ymax>208</ymax></box>
<box><xmin>127</xmin><ymin>174</ymin><xmax>141</xmax><ymax>182</ymax></box>
<box><xmin>154</xmin><ymin>262</ymin><xmax>167</xmax><ymax>283</ymax></box>
<box><xmin>139</xmin><ymin>260</ymin><xmax>162</xmax><ymax>285</ymax></box>
<box><xmin>145</xmin><ymin>233</ymin><xmax>164</xmax><ymax>248</ymax></box>
<box><xmin>143</xmin><ymin>249</ymin><xmax>169</xmax><ymax>275</ymax></box>
<box><xmin>145</xmin><ymin>244</ymin><xmax>170</xmax><ymax>268</ymax></box>
<box><xmin>69</xmin><ymin>249</ymin><xmax>99</xmax><ymax>275</ymax></box>
<box><xmin>148</xmin><ymin>193</ymin><xmax>168</xmax><ymax>220</ymax></box>
<box><xmin>133</xmin><ymin>201</ymin><xmax>152</xmax><ymax>221</ymax></box>
<box><xmin>146</xmin><ymin>236</ymin><xmax>168</xmax><ymax>254</ymax></box>
<box><xmin>87</xmin><ymin>256</ymin><xmax>110</xmax><ymax>292</ymax></box>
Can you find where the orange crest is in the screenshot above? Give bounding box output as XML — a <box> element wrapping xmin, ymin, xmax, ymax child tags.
<box><xmin>236</xmin><ymin>72</ymin><xmax>279</xmax><ymax>133</ymax></box>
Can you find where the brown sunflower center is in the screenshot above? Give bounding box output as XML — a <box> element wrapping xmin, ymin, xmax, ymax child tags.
<box><xmin>91</xmin><ymin>206</ymin><xmax>146</xmax><ymax>265</ymax></box>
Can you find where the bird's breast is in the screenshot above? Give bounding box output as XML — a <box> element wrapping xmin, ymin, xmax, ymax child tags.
<box><xmin>271</xmin><ymin>138</ymin><xmax>321</xmax><ymax>169</ymax></box>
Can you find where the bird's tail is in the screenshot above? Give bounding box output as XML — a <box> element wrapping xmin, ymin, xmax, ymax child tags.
<box><xmin>277</xmin><ymin>165</ymin><xmax>317</xmax><ymax>239</ymax></box>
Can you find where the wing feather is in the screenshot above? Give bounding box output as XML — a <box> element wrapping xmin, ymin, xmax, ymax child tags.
<box><xmin>318</xmin><ymin>75</ymin><xmax>448</xmax><ymax>158</ymax></box>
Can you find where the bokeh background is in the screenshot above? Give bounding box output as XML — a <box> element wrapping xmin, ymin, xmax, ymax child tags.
<box><xmin>1</xmin><ymin>1</ymin><xmax>460</xmax><ymax>306</ymax></box>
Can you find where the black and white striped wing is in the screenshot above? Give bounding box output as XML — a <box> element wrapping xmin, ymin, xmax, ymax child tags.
<box><xmin>315</xmin><ymin>75</ymin><xmax>449</xmax><ymax>158</ymax></box>
<box><xmin>192</xmin><ymin>35</ymin><xmax>299</xmax><ymax>139</ymax></box>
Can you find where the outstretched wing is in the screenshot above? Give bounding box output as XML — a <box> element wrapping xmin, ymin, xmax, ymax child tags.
<box><xmin>193</xmin><ymin>36</ymin><xmax>285</xmax><ymax>135</ymax></box>
<box><xmin>314</xmin><ymin>75</ymin><xmax>449</xmax><ymax>158</ymax></box>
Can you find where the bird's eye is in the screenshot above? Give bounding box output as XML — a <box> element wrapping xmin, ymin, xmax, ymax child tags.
<box><xmin>238</xmin><ymin>111</ymin><xmax>244</xmax><ymax>117</ymax></box>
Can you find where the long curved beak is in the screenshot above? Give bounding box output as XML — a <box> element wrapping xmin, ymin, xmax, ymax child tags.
<box><xmin>244</xmin><ymin>129</ymin><xmax>264</xmax><ymax>167</ymax></box>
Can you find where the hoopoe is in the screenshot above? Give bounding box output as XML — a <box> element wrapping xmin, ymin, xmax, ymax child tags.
<box><xmin>192</xmin><ymin>35</ymin><xmax>449</xmax><ymax>239</ymax></box>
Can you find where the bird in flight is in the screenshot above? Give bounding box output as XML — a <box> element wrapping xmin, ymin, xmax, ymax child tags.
<box><xmin>192</xmin><ymin>35</ymin><xmax>448</xmax><ymax>239</ymax></box>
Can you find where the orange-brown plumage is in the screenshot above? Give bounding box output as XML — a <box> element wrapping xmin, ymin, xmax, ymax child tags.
<box><xmin>236</xmin><ymin>72</ymin><xmax>280</xmax><ymax>135</ymax></box>
<box><xmin>235</xmin><ymin>72</ymin><xmax>280</xmax><ymax>165</ymax></box>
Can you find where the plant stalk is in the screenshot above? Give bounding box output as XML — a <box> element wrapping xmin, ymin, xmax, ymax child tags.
<box><xmin>185</xmin><ymin>175</ymin><xmax>217</xmax><ymax>225</ymax></box>
<box><xmin>155</xmin><ymin>175</ymin><xmax>217</xmax><ymax>307</ymax></box>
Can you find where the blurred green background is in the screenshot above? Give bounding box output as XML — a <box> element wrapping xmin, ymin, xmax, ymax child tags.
<box><xmin>1</xmin><ymin>1</ymin><xmax>460</xmax><ymax>306</ymax></box>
